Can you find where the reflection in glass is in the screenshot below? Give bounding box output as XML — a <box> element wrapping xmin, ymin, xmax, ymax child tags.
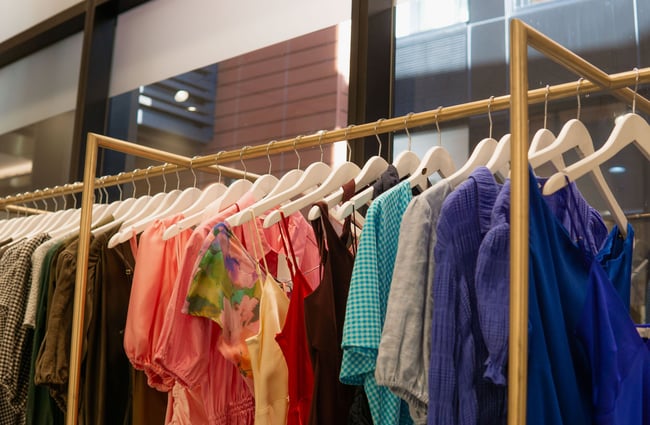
<box><xmin>0</xmin><ymin>111</ymin><xmax>74</xmax><ymax>197</ymax></box>
<box><xmin>107</xmin><ymin>23</ymin><xmax>350</xmax><ymax>193</ymax></box>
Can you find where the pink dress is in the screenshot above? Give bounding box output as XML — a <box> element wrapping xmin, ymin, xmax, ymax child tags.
<box><xmin>153</xmin><ymin>196</ymin><xmax>257</xmax><ymax>424</ymax></box>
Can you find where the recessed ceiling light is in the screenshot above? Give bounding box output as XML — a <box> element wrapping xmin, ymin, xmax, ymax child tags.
<box><xmin>187</xmin><ymin>106</ymin><xmax>197</xmax><ymax>112</ymax></box>
<box><xmin>174</xmin><ymin>90</ymin><xmax>189</xmax><ymax>102</ymax></box>
<box><xmin>608</xmin><ymin>166</ymin><xmax>626</xmax><ymax>174</ymax></box>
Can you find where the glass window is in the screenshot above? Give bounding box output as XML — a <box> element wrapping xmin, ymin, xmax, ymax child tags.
<box><xmin>395</xmin><ymin>0</ymin><xmax>469</xmax><ymax>38</ymax></box>
<box><xmin>107</xmin><ymin>23</ymin><xmax>350</xmax><ymax>192</ymax></box>
<box><xmin>516</xmin><ymin>0</ymin><xmax>556</xmax><ymax>7</ymax></box>
<box><xmin>0</xmin><ymin>33</ymin><xmax>80</xmax><ymax>198</ymax></box>
<box><xmin>393</xmin><ymin>0</ymin><xmax>650</xmax><ymax>321</ymax></box>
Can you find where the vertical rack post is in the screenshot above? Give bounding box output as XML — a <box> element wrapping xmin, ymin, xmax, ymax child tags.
<box><xmin>67</xmin><ymin>133</ymin><xmax>99</xmax><ymax>425</ymax></box>
<box><xmin>508</xmin><ymin>18</ymin><xmax>530</xmax><ymax>425</ymax></box>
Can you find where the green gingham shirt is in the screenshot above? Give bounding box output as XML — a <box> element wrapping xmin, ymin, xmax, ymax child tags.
<box><xmin>340</xmin><ymin>181</ymin><xmax>414</xmax><ymax>425</ymax></box>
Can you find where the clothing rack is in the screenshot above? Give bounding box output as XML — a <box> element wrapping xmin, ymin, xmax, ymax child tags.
<box><xmin>0</xmin><ymin>19</ymin><xmax>646</xmax><ymax>425</ymax></box>
<box><xmin>63</xmin><ymin>26</ymin><xmax>650</xmax><ymax>425</ymax></box>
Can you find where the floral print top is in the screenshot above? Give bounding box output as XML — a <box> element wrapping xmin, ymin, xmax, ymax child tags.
<box><xmin>185</xmin><ymin>222</ymin><xmax>263</xmax><ymax>383</ymax></box>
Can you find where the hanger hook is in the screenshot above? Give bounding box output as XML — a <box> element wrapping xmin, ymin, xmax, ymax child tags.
<box><xmin>345</xmin><ymin>124</ymin><xmax>355</xmax><ymax>162</ymax></box>
<box><xmin>39</xmin><ymin>189</ymin><xmax>48</xmax><ymax>211</ymax></box>
<box><xmin>190</xmin><ymin>156</ymin><xmax>198</xmax><ymax>188</ymax></box>
<box><xmin>576</xmin><ymin>77</ymin><xmax>584</xmax><ymax>120</ymax></box>
<box><xmin>116</xmin><ymin>172</ymin><xmax>124</xmax><ymax>201</ymax></box>
<box><xmin>62</xmin><ymin>184</ymin><xmax>69</xmax><ymax>209</ymax></box>
<box><xmin>374</xmin><ymin>118</ymin><xmax>385</xmax><ymax>157</ymax></box>
<box><xmin>102</xmin><ymin>177</ymin><xmax>110</xmax><ymax>203</ymax></box>
<box><xmin>435</xmin><ymin>106</ymin><xmax>443</xmax><ymax>146</ymax></box>
<box><xmin>31</xmin><ymin>191</ymin><xmax>38</xmax><ymax>211</ymax></box>
<box><xmin>95</xmin><ymin>182</ymin><xmax>102</xmax><ymax>204</ymax></box>
<box><xmin>487</xmin><ymin>96</ymin><xmax>494</xmax><ymax>139</ymax></box>
<box><xmin>266</xmin><ymin>141</ymin><xmax>276</xmax><ymax>174</ymax></box>
<box><xmin>99</xmin><ymin>180</ymin><xmax>106</xmax><ymax>204</ymax></box>
<box><xmin>317</xmin><ymin>131</ymin><xmax>326</xmax><ymax>162</ymax></box>
<box><xmin>130</xmin><ymin>169</ymin><xmax>138</xmax><ymax>198</ymax></box>
<box><xmin>293</xmin><ymin>136</ymin><xmax>302</xmax><ymax>170</ymax></box>
<box><xmin>633</xmin><ymin>67</ymin><xmax>640</xmax><ymax>114</ymax></box>
<box><xmin>51</xmin><ymin>187</ymin><xmax>58</xmax><ymax>210</ymax></box>
<box><xmin>544</xmin><ymin>85</ymin><xmax>550</xmax><ymax>129</ymax></box>
<box><xmin>240</xmin><ymin>146</ymin><xmax>251</xmax><ymax>180</ymax></box>
<box><xmin>404</xmin><ymin>112</ymin><xmax>414</xmax><ymax>151</ymax></box>
<box><xmin>215</xmin><ymin>151</ymin><xmax>225</xmax><ymax>183</ymax></box>
<box><xmin>161</xmin><ymin>163</ymin><xmax>168</xmax><ymax>192</ymax></box>
<box><xmin>145</xmin><ymin>166</ymin><xmax>153</xmax><ymax>196</ymax></box>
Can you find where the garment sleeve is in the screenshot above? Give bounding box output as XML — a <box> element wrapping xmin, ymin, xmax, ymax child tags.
<box><xmin>152</xmin><ymin>237</ymin><xmax>214</xmax><ymax>389</ymax></box>
<box><xmin>123</xmin><ymin>221</ymin><xmax>172</xmax><ymax>391</ymax></box>
<box><xmin>427</xmin><ymin>211</ymin><xmax>459</xmax><ymax>425</ymax></box>
<box><xmin>375</xmin><ymin>198</ymin><xmax>432</xmax><ymax>422</ymax></box>
<box><xmin>474</xmin><ymin>224</ymin><xmax>510</xmax><ymax>385</ymax></box>
<box><xmin>340</xmin><ymin>208</ymin><xmax>382</xmax><ymax>386</ymax></box>
<box><xmin>34</xmin><ymin>248</ymin><xmax>77</xmax><ymax>409</ymax></box>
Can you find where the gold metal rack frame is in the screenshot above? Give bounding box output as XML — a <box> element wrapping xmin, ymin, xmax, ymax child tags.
<box><xmin>0</xmin><ymin>145</ymin><xmax>259</xmax><ymax>210</ymax></box>
<box><xmin>0</xmin><ymin>21</ymin><xmax>639</xmax><ymax>425</ymax></box>
<box><xmin>507</xmin><ymin>19</ymin><xmax>650</xmax><ymax>424</ymax></box>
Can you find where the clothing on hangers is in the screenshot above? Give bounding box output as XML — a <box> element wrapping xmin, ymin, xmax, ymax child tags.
<box><xmin>376</xmin><ymin>177</ymin><xmax>453</xmax><ymax>425</ymax></box>
<box><xmin>340</xmin><ymin>180</ymin><xmax>414</xmax><ymax>425</ymax></box>
<box><xmin>305</xmin><ymin>180</ymin><xmax>359</xmax><ymax>425</ymax></box>
<box><xmin>275</xmin><ymin>212</ymin><xmax>316</xmax><ymax>425</ymax></box>
<box><xmin>426</xmin><ymin>167</ymin><xmax>504</xmax><ymax>425</ymax></box>
<box><xmin>151</xmin><ymin>195</ymin><xmax>256</xmax><ymax>425</ymax></box>
<box><xmin>0</xmin><ymin>233</ymin><xmax>49</xmax><ymax>425</ymax></box>
<box><xmin>26</xmin><ymin>238</ymin><xmax>66</xmax><ymax>425</ymax></box>
<box><xmin>474</xmin><ymin>169</ymin><xmax>631</xmax><ymax>425</ymax></box>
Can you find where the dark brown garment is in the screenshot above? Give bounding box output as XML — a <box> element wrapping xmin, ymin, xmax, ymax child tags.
<box><xmin>305</xmin><ymin>180</ymin><xmax>358</xmax><ymax>425</ymax></box>
<box><xmin>80</xmin><ymin>224</ymin><xmax>134</xmax><ymax>425</ymax></box>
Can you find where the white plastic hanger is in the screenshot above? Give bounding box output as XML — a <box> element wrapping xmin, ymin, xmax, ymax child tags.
<box><xmin>105</xmin><ymin>171</ymin><xmax>147</xmax><ymax>220</ymax></box>
<box><xmin>334</xmin><ymin>110</ymin><xmax>455</xmax><ymax>221</ymax></box>
<box><xmin>244</xmin><ymin>144</ymin><xmax>280</xmax><ymax>200</ymax></box>
<box><xmin>543</xmin><ymin>112</ymin><xmax>650</xmax><ymax>234</ymax></box>
<box><xmin>407</xmin><ymin>109</ymin><xmax>457</xmax><ymax>191</ymax></box>
<box><xmin>538</xmin><ymin>78</ymin><xmax>628</xmax><ymax>235</ymax></box>
<box><xmin>481</xmin><ymin>96</ymin><xmax>510</xmax><ymax>178</ymax></box>
<box><xmin>307</xmin><ymin>127</ymin><xmax>389</xmax><ymax>221</ymax></box>
<box><xmin>113</xmin><ymin>159</ymin><xmax>208</xmax><ymax>246</ymax></box>
<box><xmin>393</xmin><ymin>150</ymin><xmax>421</xmax><ymax>177</ymax></box>
<box><xmin>22</xmin><ymin>190</ymin><xmax>63</xmax><ymax>236</ymax></box>
<box><xmin>17</xmin><ymin>191</ymin><xmax>60</xmax><ymax>237</ymax></box>
<box><xmin>43</xmin><ymin>188</ymin><xmax>86</xmax><ymax>238</ymax></box>
<box><xmin>266</xmin><ymin>161</ymin><xmax>359</xmax><ymax>227</ymax></box>
<box><xmin>445</xmin><ymin>137</ymin><xmax>498</xmax><ymax>189</ymax></box>
<box><xmin>528</xmin><ymin>84</ymin><xmax>586</xmax><ymax>172</ymax></box>
<box><xmin>227</xmin><ymin>136</ymin><xmax>331</xmax><ymax>227</ymax></box>
<box><xmin>528</xmin><ymin>85</ymin><xmax>564</xmax><ymax>173</ymax></box>
<box><xmin>195</xmin><ymin>148</ymin><xmax>266</xmax><ymax>222</ymax></box>
<box><xmin>392</xmin><ymin>113</ymin><xmax>423</xmax><ymax>178</ymax></box>
<box><xmin>485</xmin><ymin>134</ymin><xmax>511</xmax><ymax>178</ymax></box>
<box><xmin>442</xmin><ymin>97</ymin><xmax>504</xmax><ymax>189</ymax></box>
<box><xmin>162</xmin><ymin>144</ymin><xmax>280</xmax><ymax>240</ymax></box>
<box><xmin>108</xmin><ymin>166</ymin><xmax>182</xmax><ymax>248</ymax></box>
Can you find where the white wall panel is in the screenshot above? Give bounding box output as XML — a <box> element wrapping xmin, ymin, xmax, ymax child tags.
<box><xmin>0</xmin><ymin>33</ymin><xmax>82</xmax><ymax>135</ymax></box>
<box><xmin>0</xmin><ymin>0</ymin><xmax>80</xmax><ymax>43</ymax></box>
<box><xmin>110</xmin><ymin>0</ymin><xmax>351</xmax><ymax>96</ymax></box>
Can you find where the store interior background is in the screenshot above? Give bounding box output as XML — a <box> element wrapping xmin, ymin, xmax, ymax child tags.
<box><xmin>0</xmin><ymin>0</ymin><xmax>648</xmax><ymax>320</ymax></box>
